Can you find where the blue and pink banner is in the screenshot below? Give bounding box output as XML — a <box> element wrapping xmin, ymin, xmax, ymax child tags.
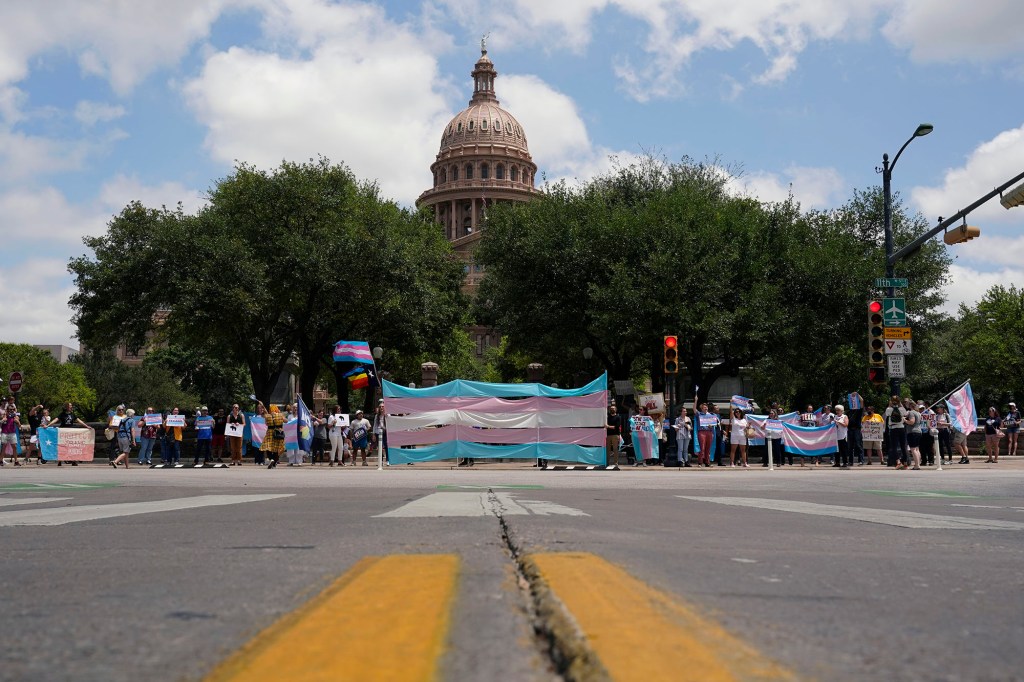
<box><xmin>848</xmin><ymin>392</ymin><xmax>863</xmax><ymax>410</ymax></box>
<box><xmin>382</xmin><ymin>374</ymin><xmax>607</xmax><ymax>464</ymax></box>
<box><xmin>781</xmin><ymin>422</ymin><xmax>838</xmax><ymax>457</ymax></box>
<box><xmin>333</xmin><ymin>340</ymin><xmax>374</xmax><ymax>364</ymax></box>
<box><xmin>946</xmin><ymin>381</ymin><xmax>977</xmax><ymax>434</ymax></box>
<box><xmin>730</xmin><ymin>395</ymin><xmax>753</xmax><ymax>411</ymax></box>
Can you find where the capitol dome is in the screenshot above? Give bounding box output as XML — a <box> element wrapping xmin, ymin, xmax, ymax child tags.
<box><xmin>417</xmin><ymin>45</ymin><xmax>541</xmax><ymax>287</ymax></box>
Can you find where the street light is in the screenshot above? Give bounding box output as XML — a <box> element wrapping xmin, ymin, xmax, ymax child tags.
<box><xmin>879</xmin><ymin>122</ymin><xmax>932</xmax><ymax>395</ymax></box>
<box><xmin>372</xmin><ymin>346</ymin><xmax>383</xmax><ymax>360</ymax></box>
<box><xmin>582</xmin><ymin>347</ymin><xmax>593</xmax><ymax>361</ymax></box>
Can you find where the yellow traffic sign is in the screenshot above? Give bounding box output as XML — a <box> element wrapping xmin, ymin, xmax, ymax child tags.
<box><xmin>884</xmin><ymin>327</ymin><xmax>912</xmax><ymax>340</ymax></box>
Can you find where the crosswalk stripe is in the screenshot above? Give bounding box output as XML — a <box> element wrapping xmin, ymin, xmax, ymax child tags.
<box><xmin>0</xmin><ymin>497</ymin><xmax>72</xmax><ymax>508</ymax></box>
<box><xmin>525</xmin><ymin>552</ymin><xmax>795</xmax><ymax>681</ymax></box>
<box><xmin>205</xmin><ymin>554</ymin><xmax>459</xmax><ymax>682</ymax></box>
<box><xmin>374</xmin><ymin>492</ymin><xmax>587</xmax><ymax>518</ymax></box>
<box><xmin>678</xmin><ymin>496</ymin><xmax>1024</xmax><ymax>530</ymax></box>
<box><xmin>0</xmin><ymin>494</ymin><xmax>294</xmax><ymax>527</ymax></box>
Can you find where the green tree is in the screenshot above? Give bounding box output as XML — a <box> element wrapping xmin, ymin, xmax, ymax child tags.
<box><xmin>70</xmin><ymin>158</ymin><xmax>466</xmax><ymax>409</ymax></box>
<box><xmin>477</xmin><ymin>157</ymin><xmax>950</xmax><ymax>408</ymax></box>
<box><xmin>71</xmin><ymin>350</ymin><xmax>198</xmax><ymax>420</ymax></box>
<box><xmin>0</xmin><ymin>344</ymin><xmax>94</xmax><ymax>412</ymax></box>
<box><xmin>143</xmin><ymin>344</ymin><xmax>252</xmax><ymax>409</ymax></box>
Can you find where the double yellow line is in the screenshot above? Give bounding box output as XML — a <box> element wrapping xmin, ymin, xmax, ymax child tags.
<box><xmin>206</xmin><ymin>553</ymin><xmax>795</xmax><ymax>681</ymax></box>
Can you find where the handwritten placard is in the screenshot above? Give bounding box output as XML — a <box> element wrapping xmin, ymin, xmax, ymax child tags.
<box><xmin>862</xmin><ymin>421</ymin><xmax>884</xmax><ymax>441</ymax></box>
<box><xmin>225</xmin><ymin>422</ymin><xmax>244</xmax><ymax>438</ymax></box>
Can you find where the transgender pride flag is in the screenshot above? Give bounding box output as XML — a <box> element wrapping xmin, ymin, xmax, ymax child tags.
<box><xmin>781</xmin><ymin>422</ymin><xmax>838</xmax><ymax>457</ymax></box>
<box><xmin>946</xmin><ymin>381</ymin><xmax>977</xmax><ymax>434</ymax></box>
<box><xmin>333</xmin><ymin>340</ymin><xmax>373</xmax><ymax>364</ymax></box>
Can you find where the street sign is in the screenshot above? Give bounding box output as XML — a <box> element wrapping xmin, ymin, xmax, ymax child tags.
<box><xmin>883</xmin><ymin>327</ymin><xmax>912</xmax><ymax>340</ymax></box>
<box><xmin>875</xmin><ymin>277</ymin><xmax>909</xmax><ymax>289</ymax></box>
<box><xmin>884</xmin><ymin>339</ymin><xmax>912</xmax><ymax>355</ymax></box>
<box><xmin>882</xmin><ymin>298</ymin><xmax>907</xmax><ymax>327</ymax></box>
<box><xmin>887</xmin><ymin>354</ymin><xmax>906</xmax><ymax>378</ymax></box>
<box><xmin>8</xmin><ymin>371</ymin><xmax>23</xmax><ymax>393</ymax></box>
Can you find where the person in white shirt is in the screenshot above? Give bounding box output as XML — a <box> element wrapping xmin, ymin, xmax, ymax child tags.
<box><xmin>673</xmin><ymin>407</ymin><xmax>691</xmax><ymax>467</ymax></box>
<box><xmin>729</xmin><ymin>408</ymin><xmax>749</xmax><ymax>468</ymax></box>
<box><xmin>833</xmin><ymin>405</ymin><xmax>850</xmax><ymax>468</ymax></box>
<box><xmin>326</xmin><ymin>405</ymin><xmax>349</xmax><ymax>466</ymax></box>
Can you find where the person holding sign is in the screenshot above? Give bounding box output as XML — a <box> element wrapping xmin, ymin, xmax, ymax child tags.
<box><xmin>695</xmin><ymin>403</ymin><xmax>717</xmax><ymax>468</ymax></box>
<box><xmin>984</xmin><ymin>406</ymin><xmax>1003</xmax><ymax>463</ymax></box>
<box><xmin>111</xmin><ymin>408</ymin><xmax>136</xmax><ymax>468</ymax></box>
<box><xmin>48</xmin><ymin>402</ymin><xmax>89</xmax><ymax>466</ymax></box>
<box><xmin>163</xmin><ymin>407</ymin><xmax>185</xmax><ymax>465</ymax></box>
<box><xmin>137</xmin><ymin>407</ymin><xmax>160</xmax><ymax>465</ymax></box>
<box><xmin>327</xmin><ymin>405</ymin><xmax>349</xmax><ymax>466</ymax></box>
<box><xmin>833</xmin><ymin>405</ymin><xmax>850</xmax><ymax>468</ymax></box>
<box><xmin>193</xmin><ymin>406</ymin><xmax>214</xmax><ymax>465</ymax></box>
<box><xmin>212</xmin><ymin>408</ymin><xmax>227</xmax><ymax>463</ymax></box>
<box><xmin>226</xmin><ymin>403</ymin><xmax>246</xmax><ymax>465</ymax></box>
<box><xmin>728</xmin><ymin>408</ymin><xmax>749</xmax><ymax>468</ymax></box>
<box><xmin>862</xmin><ymin>406</ymin><xmax>884</xmax><ymax>465</ymax></box>
<box><xmin>349</xmin><ymin>410</ymin><xmax>371</xmax><ymax>467</ymax></box>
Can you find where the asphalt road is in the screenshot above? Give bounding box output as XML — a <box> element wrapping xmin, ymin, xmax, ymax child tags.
<box><xmin>1</xmin><ymin>460</ymin><xmax>1022</xmax><ymax>681</ymax></box>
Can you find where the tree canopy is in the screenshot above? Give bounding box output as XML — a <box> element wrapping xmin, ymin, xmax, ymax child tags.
<box><xmin>69</xmin><ymin>158</ymin><xmax>466</xmax><ymax>407</ymax></box>
<box><xmin>476</xmin><ymin>156</ymin><xmax>950</xmax><ymax>408</ymax></box>
<box><xmin>0</xmin><ymin>343</ymin><xmax>94</xmax><ymax>412</ymax></box>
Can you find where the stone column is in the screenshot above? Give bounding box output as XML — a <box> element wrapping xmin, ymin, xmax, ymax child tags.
<box><xmin>421</xmin><ymin>362</ymin><xmax>439</xmax><ymax>388</ymax></box>
<box><xmin>526</xmin><ymin>363</ymin><xmax>544</xmax><ymax>384</ymax></box>
<box><xmin>450</xmin><ymin>200</ymin><xmax>456</xmax><ymax>240</ymax></box>
<box><xmin>471</xmin><ymin>197</ymin><xmax>478</xmax><ymax>234</ymax></box>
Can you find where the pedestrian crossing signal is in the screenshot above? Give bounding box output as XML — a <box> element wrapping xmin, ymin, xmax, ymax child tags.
<box><xmin>663</xmin><ymin>336</ymin><xmax>679</xmax><ymax>374</ymax></box>
<box><xmin>868</xmin><ymin>366</ymin><xmax>887</xmax><ymax>386</ymax></box>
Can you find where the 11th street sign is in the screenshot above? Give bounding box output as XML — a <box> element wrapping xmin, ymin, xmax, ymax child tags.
<box><xmin>875</xmin><ymin>277</ymin><xmax>909</xmax><ymax>289</ymax></box>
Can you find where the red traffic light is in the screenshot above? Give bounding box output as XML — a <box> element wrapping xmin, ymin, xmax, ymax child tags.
<box><xmin>664</xmin><ymin>335</ymin><xmax>678</xmax><ymax>349</ymax></box>
<box><xmin>868</xmin><ymin>300</ymin><xmax>882</xmax><ymax>314</ymax></box>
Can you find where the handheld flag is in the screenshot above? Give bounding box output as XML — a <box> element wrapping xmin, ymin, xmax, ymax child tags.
<box><xmin>946</xmin><ymin>381</ymin><xmax>977</xmax><ymax>434</ymax></box>
<box><xmin>333</xmin><ymin>340</ymin><xmax>374</xmax><ymax>364</ymax></box>
<box><xmin>782</xmin><ymin>422</ymin><xmax>838</xmax><ymax>457</ymax></box>
<box><xmin>296</xmin><ymin>396</ymin><xmax>314</xmax><ymax>452</ymax></box>
<box><xmin>730</xmin><ymin>395</ymin><xmax>753</xmax><ymax>411</ymax></box>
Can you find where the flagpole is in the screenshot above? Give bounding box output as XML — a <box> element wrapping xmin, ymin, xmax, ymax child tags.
<box><xmin>374</xmin><ymin>355</ymin><xmax>384</xmax><ymax>471</ymax></box>
<box><xmin>927</xmin><ymin>378</ymin><xmax>971</xmax><ymax>412</ymax></box>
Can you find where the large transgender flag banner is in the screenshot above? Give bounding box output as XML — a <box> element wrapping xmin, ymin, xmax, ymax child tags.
<box><xmin>383</xmin><ymin>374</ymin><xmax>608</xmax><ymax>464</ymax></box>
<box><xmin>781</xmin><ymin>422</ymin><xmax>838</xmax><ymax>457</ymax></box>
<box><xmin>333</xmin><ymin>340</ymin><xmax>374</xmax><ymax>364</ymax></box>
<box><xmin>946</xmin><ymin>381</ymin><xmax>977</xmax><ymax>434</ymax></box>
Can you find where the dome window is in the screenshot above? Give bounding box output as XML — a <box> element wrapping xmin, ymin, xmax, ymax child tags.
<box><xmin>468</xmin><ymin>120</ymin><xmax>474</xmax><ymax>131</ymax></box>
<box><xmin>451</xmin><ymin>166</ymin><xmax>458</xmax><ymax>181</ymax></box>
<box><xmin>481</xmin><ymin>163</ymin><xmax>490</xmax><ymax>179</ymax></box>
<box><xmin>510</xmin><ymin>166</ymin><xmax>519</xmax><ymax>182</ymax></box>
<box><xmin>457</xmin><ymin>122</ymin><xmax>462</xmax><ymax>132</ymax></box>
<box><xmin>481</xmin><ymin>119</ymin><xmax>487</xmax><ymax>130</ymax></box>
<box><xmin>465</xmin><ymin>164</ymin><xmax>474</xmax><ymax>180</ymax></box>
<box><xmin>440</xmin><ymin>169</ymin><xmax>447</xmax><ymax>183</ymax></box>
<box><xmin>494</xmin><ymin>121</ymin><xmax>501</xmax><ymax>132</ymax></box>
<box><xmin>496</xmin><ymin>164</ymin><xmax>505</xmax><ymax>180</ymax></box>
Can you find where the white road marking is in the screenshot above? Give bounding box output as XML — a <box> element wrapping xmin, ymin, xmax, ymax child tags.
<box><xmin>375</xmin><ymin>492</ymin><xmax>588</xmax><ymax>518</ymax></box>
<box><xmin>678</xmin><ymin>496</ymin><xmax>1024</xmax><ymax>531</ymax></box>
<box><xmin>0</xmin><ymin>494</ymin><xmax>294</xmax><ymax>527</ymax></box>
<box><xmin>731</xmin><ymin>557</ymin><xmax>758</xmax><ymax>563</ymax></box>
<box><xmin>0</xmin><ymin>497</ymin><xmax>72</xmax><ymax>507</ymax></box>
<box><xmin>950</xmin><ymin>504</ymin><xmax>1004</xmax><ymax>509</ymax></box>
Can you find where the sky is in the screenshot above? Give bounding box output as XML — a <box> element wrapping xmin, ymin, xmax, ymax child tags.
<box><xmin>1</xmin><ymin>0</ymin><xmax>1023</xmax><ymax>349</ymax></box>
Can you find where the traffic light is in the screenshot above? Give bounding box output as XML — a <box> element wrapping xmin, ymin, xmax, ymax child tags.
<box><xmin>868</xmin><ymin>300</ymin><xmax>885</xmax><ymax>384</ymax></box>
<box><xmin>943</xmin><ymin>224</ymin><xmax>980</xmax><ymax>245</ymax></box>
<box><xmin>663</xmin><ymin>335</ymin><xmax>679</xmax><ymax>374</ymax></box>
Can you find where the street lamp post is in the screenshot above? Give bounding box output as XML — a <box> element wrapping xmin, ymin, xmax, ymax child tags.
<box><xmin>372</xmin><ymin>345</ymin><xmax>384</xmax><ymax>470</ymax></box>
<box><xmin>880</xmin><ymin>123</ymin><xmax>933</xmax><ymax>396</ymax></box>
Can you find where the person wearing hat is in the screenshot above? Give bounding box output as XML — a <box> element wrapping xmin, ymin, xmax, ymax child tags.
<box><xmin>193</xmin><ymin>406</ymin><xmax>213</xmax><ymax>466</ymax></box>
<box><xmin>349</xmin><ymin>409</ymin><xmax>371</xmax><ymax>466</ymax></box>
<box><xmin>918</xmin><ymin>401</ymin><xmax>936</xmax><ymax>467</ymax></box>
<box><xmin>1004</xmin><ymin>402</ymin><xmax>1020</xmax><ymax>458</ymax></box>
<box><xmin>110</xmin><ymin>408</ymin><xmax>136</xmax><ymax>468</ymax></box>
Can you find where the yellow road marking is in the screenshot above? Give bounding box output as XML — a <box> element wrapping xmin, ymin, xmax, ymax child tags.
<box><xmin>525</xmin><ymin>552</ymin><xmax>796</xmax><ymax>681</ymax></box>
<box><xmin>205</xmin><ymin>554</ymin><xmax>459</xmax><ymax>682</ymax></box>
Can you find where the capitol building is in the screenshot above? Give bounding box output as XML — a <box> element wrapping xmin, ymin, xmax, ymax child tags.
<box><xmin>416</xmin><ymin>44</ymin><xmax>541</xmax><ymax>296</ymax></box>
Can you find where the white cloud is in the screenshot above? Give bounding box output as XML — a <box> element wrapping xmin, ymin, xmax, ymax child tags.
<box><xmin>729</xmin><ymin>165</ymin><xmax>846</xmax><ymax>209</ymax></box>
<box><xmin>98</xmin><ymin>175</ymin><xmax>207</xmax><ymax>215</ymax></box>
<box><xmin>911</xmin><ymin>123</ymin><xmax>1024</xmax><ymax>230</ymax></box>
<box><xmin>0</xmin><ymin>258</ymin><xmax>80</xmax><ymax>346</ymax></box>
<box><xmin>883</xmin><ymin>0</ymin><xmax>1024</xmax><ymax>63</ymax></box>
<box><xmin>0</xmin><ymin>186</ymin><xmax>106</xmax><ymax>244</ymax></box>
<box><xmin>183</xmin><ymin>3</ymin><xmax>453</xmax><ymax>205</ymax></box>
<box><xmin>74</xmin><ymin>101</ymin><xmax>127</xmax><ymax>126</ymax></box>
<box><xmin>941</xmin><ymin>264</ymin><xmax>1024</xmax><ymax>315</ymax></box>
<box><xmin>0</xmin><ymin>0</ymin><xmax>233</xmax><ymax>93</ymax></box>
